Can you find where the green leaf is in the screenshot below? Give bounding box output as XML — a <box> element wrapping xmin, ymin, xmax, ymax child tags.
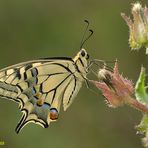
<box><xmin>136</xmin><ymin>114</ymin><xmax>148</xmax><ymax>147</ymax></box>
<box><xmin>135</xmin><ymin>67</ymin><xmax>148</xmax><ymax>147</ymax></box>
<box><xmin>135</xmin><ymin>67</ymin><xmax>148</xmax><ymax>105</ymax></box>
<box><xmin>137</xmin><ymin>114</ymin><xmax>148</xmax><ymax>134</ymax></box>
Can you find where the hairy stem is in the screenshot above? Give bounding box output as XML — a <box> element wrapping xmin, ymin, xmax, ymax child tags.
<box><xmin>127</xmin><ymin>97</ymin><xmax>148</xmax><ymax>114</ymax></box>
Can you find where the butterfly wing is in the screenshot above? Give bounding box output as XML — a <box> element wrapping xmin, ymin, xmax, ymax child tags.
<box><xmin>0</xmin><ymin>58</ymin><xmax>83</xmax><ymax>133</ymax></box>
<box><xmin>62</xmin><ymin>77</ymin><xmax>82</xmax><ymax>111</ymax></box>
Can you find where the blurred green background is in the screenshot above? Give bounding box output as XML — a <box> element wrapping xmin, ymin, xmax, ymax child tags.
<box><xmin>0</xmin><ymin>0</ymin><xmax>147</xmax><ymax>148</ymax></box>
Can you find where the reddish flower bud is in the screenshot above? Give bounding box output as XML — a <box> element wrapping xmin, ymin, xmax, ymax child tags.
<box><xmin>91</xmin><ymin>62</ymin><xmax>134</xmax><ymax>108</ymax></box>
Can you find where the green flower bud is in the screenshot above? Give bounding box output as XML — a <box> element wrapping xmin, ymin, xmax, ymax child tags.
<box><xmin>121</xmin><ymin>2</ymin><xmax>148</xmax><ymax>54</ymax></box>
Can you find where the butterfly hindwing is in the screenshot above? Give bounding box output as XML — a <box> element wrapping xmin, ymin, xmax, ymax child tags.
<box><xmin>62</xmin><ymin>76</ymin><xmax>82</xmax><ymax>111</ymax></box>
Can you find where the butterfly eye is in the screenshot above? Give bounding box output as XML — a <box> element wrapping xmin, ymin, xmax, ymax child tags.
<box><xmin>81</xmin><ymin>50</ymin><xmax>85</xmax><ymax>57</ymax></box>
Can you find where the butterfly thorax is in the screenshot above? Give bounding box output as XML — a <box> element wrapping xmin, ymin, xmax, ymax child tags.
<box><xmin>73</xmin><ymin>49</ymin><xmax>89</xmax><ymax>79</ymax></box>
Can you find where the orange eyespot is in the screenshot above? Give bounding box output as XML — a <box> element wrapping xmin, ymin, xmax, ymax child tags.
<box><xmin>36</xmin><ymin>98</ymin><xmax>44</xmax><ymax>106</ymax></box>
<box><xmin>35</xmin><ymin>92</ymin><xmax>42</xmax><ymax>99</ymax></box>
<box><xmin>49</xmin><ymin>108</ymin><xmax>59</xmax><ymax>120</ymax></box>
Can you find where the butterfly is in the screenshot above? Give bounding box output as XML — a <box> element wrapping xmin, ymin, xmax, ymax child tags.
<box><xmin>0</xmin><ymin>21</ymin><xmax>94</xmax><ymax>133</ymax></box>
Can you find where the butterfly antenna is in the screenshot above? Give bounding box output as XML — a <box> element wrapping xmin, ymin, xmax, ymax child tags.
<box><xmin>80</xmin><ymin>20</ymin><xmax>89</xmax><ymax>47</ymax></box>
<box><xmin>80</xmin><ymin>29</ymin><xmax>93</xmax><ymax>49</ymax></box>
<box><xmin>80</xmin><ymin>20</ymin><xmax>94</xmax><ymax>49</ymax></box>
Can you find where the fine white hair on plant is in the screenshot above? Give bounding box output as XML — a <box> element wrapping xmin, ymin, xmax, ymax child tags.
<box><xmin>132</xmin><ymin>2</ymin><xmax>142</xmax><ymax>12</ymax></box>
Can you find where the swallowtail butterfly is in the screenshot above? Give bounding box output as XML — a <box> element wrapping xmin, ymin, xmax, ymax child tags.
<box><xmin>0</xmin><ymin>21</ymin><xmax>93</xmax><ymax>133</ymax></box>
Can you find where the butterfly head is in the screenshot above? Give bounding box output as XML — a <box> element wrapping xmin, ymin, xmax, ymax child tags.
<box><xmin>73</xmin><ymin>48</ymin><xmax>89</xmax><ymax>74</ymax></box>
<box><xmin>79</xmin><ymin>48</ymin><xmax>89</xmax><ymax>60</ymax></box>
<box><xmin>73</xmin><ymin>48</ymin><xmax>89</xmax><ymax>61</ymax></box>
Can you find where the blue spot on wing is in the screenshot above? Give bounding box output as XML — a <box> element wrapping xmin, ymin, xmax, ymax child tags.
<box><xmin>31</xmin><ymin>103</ymin><xmax>50</xmax><ymax>122</ymax></box>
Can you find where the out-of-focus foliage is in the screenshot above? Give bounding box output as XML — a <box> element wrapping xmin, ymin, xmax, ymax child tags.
<box><xmin>136</xmin><ymin>115</ymin><xmax>148</xmax><ymax>147</ymax></box>
<box><xmin>135</xmin><ymin>67</ymin><xmax>148</xmax><ymax>147</ymax></box>
<box><xmin>122</xmin><ymin>2</ymin><xmax>148</xmax><ymax>147</ymax></box>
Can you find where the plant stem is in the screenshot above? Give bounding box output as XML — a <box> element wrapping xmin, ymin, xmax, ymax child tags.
<box><xmin>127</xmin><ymin>97</ymin><xmax>148</xmax><ymax>114</ymax></box>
